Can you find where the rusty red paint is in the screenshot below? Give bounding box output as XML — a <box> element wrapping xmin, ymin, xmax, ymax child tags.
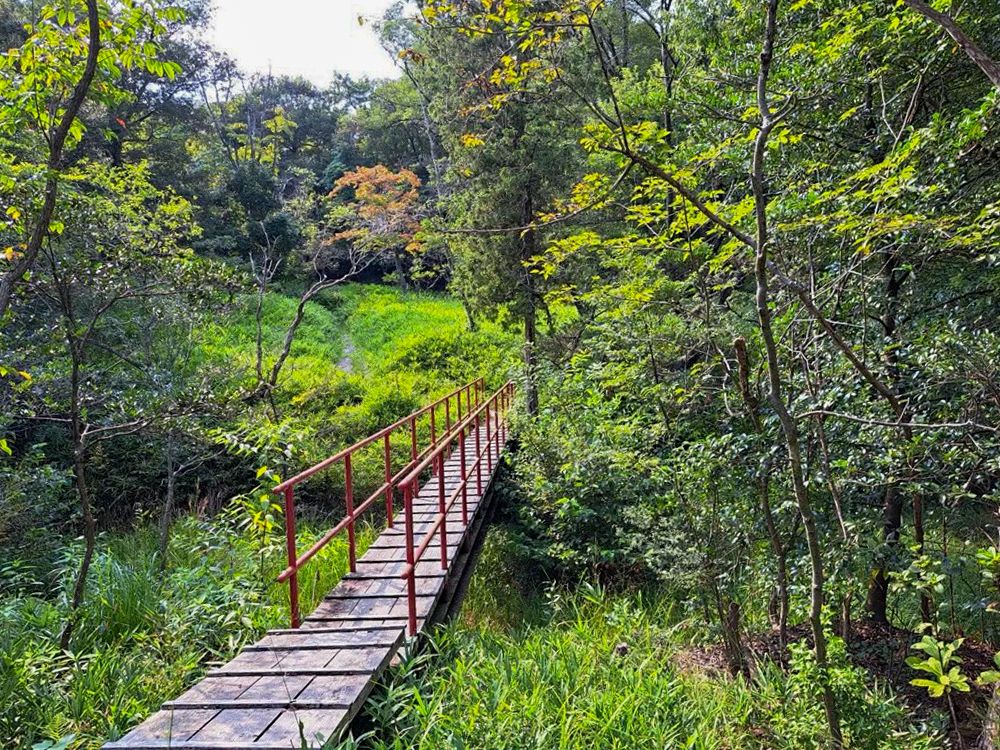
<box><xmin>275</xmin><ymin>378</ymin><xmax>513</xmax><ymax>632</ymax></box>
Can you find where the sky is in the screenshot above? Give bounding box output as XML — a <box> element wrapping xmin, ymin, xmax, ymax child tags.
<box><xmin>206</xmin><ymin>0</ymin><xmax>403</xmax><ymax>85</ymax></box>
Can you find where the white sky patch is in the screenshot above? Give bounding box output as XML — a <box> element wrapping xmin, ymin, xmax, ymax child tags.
<box><xmin>207</xmin><ymin>0</ymin><xmax>402</xmax><ymax>85</ymax></box>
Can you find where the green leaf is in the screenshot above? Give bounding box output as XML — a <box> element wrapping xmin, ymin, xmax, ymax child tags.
<box><xmin>978</xmin><ymin>670</ymin><xmax>1000</xmax><ymax>685</ymax></box>
<box><xmin>911</xmin><ymin>678</ymin><xmax>945</xmax><ymax>698</ymax></box>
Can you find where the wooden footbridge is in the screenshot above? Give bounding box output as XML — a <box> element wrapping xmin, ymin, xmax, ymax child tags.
<box><xmin>104</xmin><ymin>379</ymin><xmax>515</xmax><ymax>750</ymax></box>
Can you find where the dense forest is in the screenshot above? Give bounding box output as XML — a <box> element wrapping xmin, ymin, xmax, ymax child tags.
<box><xmin>2</xmin><ymin>0</ymin><xmax>1000</xmax><ymax>748</ymax></box>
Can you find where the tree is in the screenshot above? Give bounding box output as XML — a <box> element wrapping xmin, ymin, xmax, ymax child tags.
<box><xmin>6</xmin><ymin>162</ymin><xmax>221</xmax><ymax>648</ymax></box>
<box><xmin>0</xmin><ymin>0</ymin><xmax>184</xmax><ymax>319</ymax></box>
<box><xmin>330</xmin><ymin>164</ymin><xmax>423</xmax><ymax>291</ymax></box>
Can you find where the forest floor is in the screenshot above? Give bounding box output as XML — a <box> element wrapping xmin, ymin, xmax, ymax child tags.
<box><xmin>670</xmin><ymin>620</ymin><xmax>997</xmax><ymax>746</ymax></box>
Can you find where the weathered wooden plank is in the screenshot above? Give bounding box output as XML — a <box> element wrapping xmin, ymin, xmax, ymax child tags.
<box><xmin>327</xmin><ymin>648</ymin><xmax>391</xmax><ymax>672</ymax></box>
<box><xmin>187</xmin><ymin>708</ymin><xmax>281</xmax><ymax>743</ymax></box>
<box><xmin>206</xmin><ymin>667</ymin><xmax>375</xmax><ymax>678</ymax></box>
<box><xmin>222</xmin><ymin>651</ymin><xmax>284</xmax><ymax>672</ymax></box>
<box><xmin>111</xmin><ymin>709</ymin><xmax>218</xmax><ymax>745</ymax></box>
<box><xmin>369</xmin><ymin>539</ymin><xmax>462</xmax><ymax>551</ymax></box>
<box><xmin>345</xmin><ymin>596</ymin><xmax>401</xmax><ymax>618</ymax></box>
<box><xmin>323</xmin><ymin>589</ymin><xmax>437</xmax><ymax>601</ymax></box>
<box><xmin>303</xmin><ymin>613</ymin><xmax>410</xmax><ymax>623</ymax></box>
<box><xmin>267</xmin><ymin>624</ymin><xmax>403</xmax><ymax>635</ymax></box>
<box><xmin>342</xmin><ymin>570</ymin><xmax>444</xmax><ymax>580</ymax></box>
<box><xmin>104</xmin><ymin>743</ymin><xmax>305</xmax><ymax>750</ymax></box>
<box><xmin>357</xmin><ymin>546</ymin><xmax>408</xmax><ymax>562</ymax></box>
<box><xmin>311</xmin><ymin>597</ymin><xmax>361</xmax><ymax>616</ymax></box>
<box><xmin>172</xmin><ymin>676</ymin><xmax>260</xmax><ymax>705</ymax></box>
<box><xmin>235</xmin><ymin>675</ymin><xmax>312</xmax><ymax>702</ymax></box>
<box><xmin>160</xmin><ymin>700</ymin><xmax>352</xmax><ymax>711</ymax></box>
<box><xmin>247</xmin><ymin>630</ymin><xmax>399</xmax><ymax>651</ymax></box>
<box><xmin>256</xmin><ymin>708</ymin><xmax>349</xmax><ymax>748</ymax></box>
<box><xmin>294</xmin><ymin>675</ymin><xmax>370</xmax><ymax>706</ymax></box>
<box><xmin>269</xmin><ymin>649</ymin><xmax>342</xmax><ymax>670</ymax></box>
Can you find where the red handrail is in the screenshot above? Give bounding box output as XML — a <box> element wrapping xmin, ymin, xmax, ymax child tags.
<box><xmin>399</xmin><ymin>381</ymin><xmax>515</xmax><ymax>635</ymax></box>
<box><xmin>275</xmin><ymin>377</ymin><xmax>485</xmax><ymax>628</ymax></box>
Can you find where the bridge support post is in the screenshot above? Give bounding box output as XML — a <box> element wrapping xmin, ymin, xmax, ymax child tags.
<box><xmin>345</xmin><ymin>454</ymin><xmax>356</xmax><ymax>572</ymax></box>
<box><xmin>404</xmin><ymin>483</ymin><xmax>417</xmax><ymax>636</ymax></box>
<box><xmin>283</xmin><ymin>487</ymin><xmax>300</xmax><ymax>629</ymax></box>
<box><xmin>437</xmin><ymin>452</ymin><xmax>448</xmax><ymax>569</ymax></box>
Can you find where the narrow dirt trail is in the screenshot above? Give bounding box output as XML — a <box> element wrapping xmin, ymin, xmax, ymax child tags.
<box><xmin>337</xmin><ymin>334</ymin><xmax>358</xmax><ymax>374</ymax></box>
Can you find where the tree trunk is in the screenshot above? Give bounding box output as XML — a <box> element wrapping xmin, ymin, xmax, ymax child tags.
<box><xmin>60</xmin><ymin>354</ymin><xmax>96</xmax><ymax>651</ymax></box>
<box><xmin>760</xmin><ymin>473</ymin><xmax>789</xmax><ymax>649</ymax></box>
<box><xmin>159</xmin><ymin>432</ymin><xmax>177</xmax><ymax>573</ymax></box>
<box><xmin>751</xmin><ymin>0</ymin><xmax>842</xmax><ymax>742</ymax></box>
<box><xmin>60</xmin><ymin>444</ymin><xmax>97</xmax><ymax>651</ymax></box>
<box><xmin>868</xmin><ymin>485</ymin><xmax>903</xmax><ymax>624</ymax></box>
<box><xmin>734</xmin><ymin>337</ymin><xmax>788</xmax><ymax>648</ymax></box>
<box><xmin>898</xmin><ymin>0</ymin><xmax>1000</xmax><ymax>91</ymax></box>
<box><xmin>393</xmin><ymin>250</ymin><xmax>408</xmax><ymax>292</ymax></box>
<box><xmin>523</xmin><ymin>299</ymin><xmax>539</xmax><ymax>417</ymax></box>
<box><xmin>461</xmin><ymin>295</ymin><xmax>478</xmax><ymax>332</ymax></box>
<box><xmin>0</xmin><ymin>0</ymin><xmax>101</xmax><ymax>319</ymax></box>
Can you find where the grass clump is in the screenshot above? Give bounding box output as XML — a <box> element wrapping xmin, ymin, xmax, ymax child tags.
<box><xmin>355</xmin><ymin>530</ymin><xmax>944</xmax><ymax>750</ymax></box>
<box><xmin>0</xmin><ymin>510</ymin><xmax>374</xmax><ymax>750</ymax></box>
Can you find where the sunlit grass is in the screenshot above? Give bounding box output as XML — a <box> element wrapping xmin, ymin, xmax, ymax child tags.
<box><xmin>0</xmin><ymin>516</ymin><xmax>375</xmax><ymax>750</ymax></box>
<box><xmin>352</xmin><ymin>528</ymin><xmax>945</xmax><ymax>750</ymax></box>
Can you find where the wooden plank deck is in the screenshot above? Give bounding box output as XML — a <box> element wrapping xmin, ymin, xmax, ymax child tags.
<box><xmin>103</xmin><ymin>422</ymin><xmax>504</xmax><ymax>750</ymax></box>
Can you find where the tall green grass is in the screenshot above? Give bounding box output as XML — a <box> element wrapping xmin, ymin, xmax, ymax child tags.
<box><xmin>0</xmin><ymin>510</ymin><xmax>375</xmax><ymax>750</ymax></box>
<box><xmin>200</xmin><ymin>291</ymin><xmax>346</xmax><ymax>396</ymax></box>
<box><xmin>321</xmin><ymin>285</ymin><xmax>518</xmax><ymax>392</ymax></box>
<box><xmin>353</xmin><ymin>529</ymin><xmax>945</xmax><ymax>750</ymax></box>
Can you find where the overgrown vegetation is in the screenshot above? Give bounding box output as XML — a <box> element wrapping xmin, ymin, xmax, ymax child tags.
<box><xmin>0</xmin><ymin>282</ymin><xmax>513</xmax><ymax>750</ymax></box>
<box><xmin>3</xmin><ymin>0</ymin><xmax>1000</xmax><ymax>747</ymax></box>
<box><xmin>358</xmin><ymin>530</ymin><xmax>944</xmax><ymax>750</ymax></box>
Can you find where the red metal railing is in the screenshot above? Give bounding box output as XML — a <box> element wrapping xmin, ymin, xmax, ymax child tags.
<box><xmin>274</xmin><ymin>378</ymin><xmax>487</xmax><ymax>628</ymax></box>
<box><xmin>398</xmin><ymin>381</ymin><xmax>515</xmax><ymax>635</ymax></box>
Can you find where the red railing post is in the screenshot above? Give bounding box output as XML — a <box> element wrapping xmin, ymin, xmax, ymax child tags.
<box><xmin>410</xmin><ymin>415</ymin><xmax>419</xmax><ymax>497</ymax></box>
<box><xmin>403</xmin><ymin>483</ymin><xmax>417</xmax><ymax>636</ymax></box>
<box><xmin>495</xmin><ymin>393</ymin><xmax>501</xmax><ymax>456</ymax></box>
<box><xmin>507</xmin><ymin>384</ymin><xmax>513</xmax><ymax>439</ymax></box>
<box><xmin>284</xmin><ymin>486</ymin><xmax>300</xmax><ymax>629</ymax></box>
<box><xmin>345</xmin><ymin>453</ymin><xmax>356</xmax><ymax>572</ymax></box>
<box><xmin>505</xmin><ymin>387</ymin><xmax>510</xmax><ymax>439</ymax></box>
<box><xmin>445</xmin><ymin>398</ymin><xmax>452</xmax><ymax>460</ymax></box>
<box><xmin>485</xmin><ymin>401</ymin><xmax>493</xmax><ymax>473</ymax></box>
<box><xmin>383</xmin><ymin>433</ymin><xmax>393</xmax><ymax>528</ymax></box>
<box><xmin>475</xmin><ymin>407</ymin><xmax>483</xmax><ymax>496</ymax></box>
<box><xmin>430</xmin><ymin>406</ymin><xmax>437</xmax><ymax>476</ymax></box>
<box><xmin>437</xmin><ymin>452</ymin><xmax>447</xmax><ymax>569</ymax></box>
<box><xmin>459</xmin><ymin>427</ymin><xmax>468</xmax><ymax>525</ymax></box>
<box><xmin>502</xmin><ymin>387</ymin><xmax>509</xmax><ymax>441</ymax></box>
